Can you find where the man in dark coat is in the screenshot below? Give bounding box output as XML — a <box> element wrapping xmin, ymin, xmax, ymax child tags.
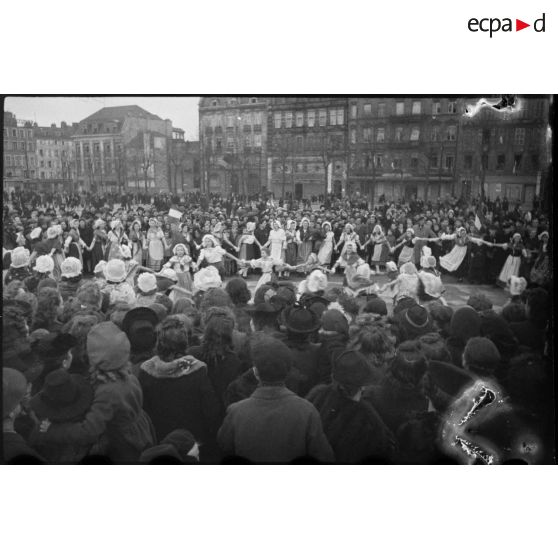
<box><xmin>217</xmin><ymin>334</ymin><xmax>334</xmax><ymax>463</ymax></box>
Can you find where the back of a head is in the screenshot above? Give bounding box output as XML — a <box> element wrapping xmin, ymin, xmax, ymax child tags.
<box><xmin>418</xmin><ymin>332</ymin><xmax>451</xmax><ymax>362</ymax></box>
<box><xmin>156</xmin><ymin>316</ymin><xmax>189</xmax><ymax>360</ymax></box>
<box><xmin>449</xmin><ymin>305</ymin><xmax>481</xmax><ymax>343</ymax></box>
<box><xmin>463</xmin><ymin>337</ymin><xmax>501</xmax><ymax>377</ymax></box>
<box><xmin>225</xmin><ymin>277</ymin><xmax>251</xmax><ymax>305</ymax></box>
<box><xmin>250</xmin><ymin>333</ymin><xmax>292</xmax><ymax>383</ymax></box>
<box><xmin>391</xmin><ymin>340</ymin><xmax>428</xmax><ymax>386</ymax></box>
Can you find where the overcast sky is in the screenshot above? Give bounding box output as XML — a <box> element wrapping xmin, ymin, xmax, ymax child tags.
<box><xmin>4</xmin><ymin>96</ymin><xmax>200</xmax><ymax>139</ymax></box>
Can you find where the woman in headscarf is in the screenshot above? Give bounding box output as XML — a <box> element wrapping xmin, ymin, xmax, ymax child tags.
<box><xmin>438</xmin><ymin>226</ymin><xmax>487</xmax><ymax>283</ymax></box>
<box><xmin>128</xmin><ymin>220</ymin><xmax>146</xmax><ymax>266</ymax></box>
<box><xmin>317</xmin><ymin>221</ymin><xmax>335</xmax><ymax>267</ymax></box>
<box><xmin>493</xmin><ymin>232</ymin><xmax>528</xmax><ymax>286</ymax></box>
<box><xmin>146</xmin><ymin>218</ymin><xmax>165</xmax><ymax>271</ymax></box>
<box><xmin>334</xmin><ymin>223</ymin><xmax>358</xmax><ymax>259</ymax></box>
<box><xmin>363</xmin><ymin>224</ymin><xmax>390</xmax><ymax>275</ymax></box>
<box><xmin>329</xmin><ymin>241</ymin><xmax>374</xmax><ymax>291</ymax></box>
<box><xmin>196</xmin><ymin>234</ymin><xmax>236</xmax><ymax>279</ymax></box>
<box><xmin>163</xmin><ymin>243</ymin><xmax>195</xmax><ymax>294</ymax></box>
<box><xmin>64</xmin><ymin>228</ymin><xmax>87</xmax><ymax>267</ymax></box>
<box><xmin>391</xmin><ymin>228</ymin><xmax>417</xmax><ymax>268</ymax></box>
<box><xmin>87</xmin><ymin>219</ymin><xmax>108</xmax><ymax>272</ymax></box>
<box><xmin>263</xmin><ymin>220</ymin><xmax>286</xmax><ymax>264</ymax></box>
<box><xmin>105</xmin><ymin>219</ymin><xmax>129</xmax><ymax>261</ymax></box>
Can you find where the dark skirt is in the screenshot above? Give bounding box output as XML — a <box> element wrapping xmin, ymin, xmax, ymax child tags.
<box><xmin>285</xmin><ymin>242</ymin><xmax>298</xmax><ymax>266</ymax></box>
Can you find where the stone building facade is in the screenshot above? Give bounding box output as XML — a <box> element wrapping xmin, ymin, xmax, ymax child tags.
<box><xmin>3</xmin><ymin>111</ymin><xmax>37</xmax><ymax>192</ymax></box>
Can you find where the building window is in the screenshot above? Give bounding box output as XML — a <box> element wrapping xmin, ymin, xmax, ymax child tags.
<box><xmin>350</xmin><ymin>104</ymin><xmax>357</xmax><ymax>118</ymax></box>
<box><xmin>410</xmin><ymin>127</ymin><xmax>420</xmax><ymax>141</ymax></box>
<box><xmin>12</xmin><ymin>142</ymin><xmax>17</xmax><ymax>150</ymax></box>
<box><xmin>226</xmin><ymin>116</ymin><xmax>235</xmax><ymax>128</ymax></box>
<box><xmin>12</xmin><ymin>129</ymin><xmax>17</xmax><ymax>137</ymax></box>
<box><xmin>395</xmin><ymin>102</ymin><xmax>405</xmax><ymax>115</ymax></box>
<box><xmin>445</xmin><ymin>155</ymin><xmax>454</xmax><ymax>169</ymax></box>
<box><xmin>39</xmin><ymin>149</ymin><xmax>44</xmax><ymax>156</ymax></box>
<box><xmin>319</xmin><ymin>110</ymin><xmax>327</xmax><ymax>126</ymax></box>
<box><xmin>432</xmin><ymin>101</ymin><xmax>441</xmax><ymax>114</ymax></box>
<box><xmin>481</xmin><ymin>154</ymin><xmax>488</xmax><ymax>169</ymax></box>
<box><xmin>410</xmin><ymin>156</ymin><xmax>419</xmax><ymax>169</ymax></box>
<box><xmin>274</xmin><ymin>112</ymin><xmax>282</xmax><ymax>128</ymax></box>
<box><xmin>363</xmin><ymin>127</ymin><xmax>372</xmax><ymax>141</ymax></box>
<box><xmin>254</xmin><ymin>112</ymin><xmax>262</xmax><ymax>126</ymax></box>
<box><xmin>514</xmin><ymin>128</ymin><xmax>525</xmax><ymax>145</ymax></box>
<box><xmin>296</xmin><ymin>136</ymin><xmax>303</xmax><ymax>150</ymax></box>
<box><xmin>412</xmin><ymin>101</ymin><xmax>421</xmax><ymax>115</ymax></box>
<box><xmin>377</xmin><ymin>103</ymin><xmax>386</xmax><ymax>117</ymax></box>
<box><xmin>496</xmin><ymin>154</ymin><xmax>506</xmax><ymax>170</ymax></box>
<box><xmin>392</xmin><ymin>158</ymin><xmax>402</xmax><ymax>169</ymax></box>
<box><xmin>530</xmin><ymin>153</ymin><xmax>539</xmax><ymax>168</ymax></box>
<box><xmin>395</xmin><ymin>127</ymin><xmax>403</xmax><ymax>141</ymax></box>
<box><xmin>329</xmin><ymin>109</ymin><xmax>336</xmax><ymax>125</ymax></box>
<box><xmin>285</xmin><ymin>112</ymin><xmax>293</xmax><ymax>128</ymax></box>
<box><xmin>211</xmin><ymin>99</ymin><xmax>218</xmax><ymax>107</ymax></box>
<box><xmin>296</xmin><ymin>162</ymin><xmax>304</xmax><ymax>173</ymax></box>
<box><xmin>513</xmin><ymin>153</ymin><xmax>522</xmax><ymax>172</ymax></box>
<box><xmin>296</xmin><ymin>112</ymin><xmax>304</xmax><ymax>127</ymax></box>
<box><xmin>6</xmin><ymin>155</ymin><xmax>12</xmax><ymax>166</ymax></box>
<box><xmin>350</xmin><ymin>129</ymin><xmax>356</xmax><ymax>144</ymax></box>
<box><xmin>308</xmin><ymin>110</ymin><xmax>315</xmax><ymax>127</ymax></box>
<box><xmin>464</xmin><ymin>154</ymin><xmax>473</xmax><ymax>170</ymax></box>
<box><xmin>336</xmin><ymin>108</ymin><xmax>344</xmax><ymax>125</ymax></box>
<box><xmin>429</xmin><ymin>155</ymin><xmax>438</xmax><ymax>168</ymax></box>
<box><xmin>374</xmin><ymin>155</ymin><xmax>383</xmax><ymax>168</ymax></box>
<box><xmin>250</xmin><ymin>97</ymin><xmax>257</xmax><ymax>103</ymax></box>
<box><xmin>254</xmin><ymin>134</ymin><xmax>262</xmax><ymax>147</ymax></box>
<box><xmin>446</xmin><ymin>126</ymin><xmax>457</xmax><ymax>141</ymax></box>
<box><xmin>244</xmin><ymin>135</ymin><xmax>252</xmax><ymax>148</ymax></box>
<box><xmin>376</xmin><ymin>128</ymin><xmax>385</xmax><ymax>142</ymax></box>
<box><xmin>363</xmin><ymin>103</ymin><xmax>372</xmax><ymax>115</ymax></box>
<box><xmin>448</xmin><ymin>101</ymin><xmax>457</xmax><ymax>113</ymax></box>
<box><xmin>226</xmin><ymin>136</ymin><xmax>235</xmax><ymax>149</ymax></box>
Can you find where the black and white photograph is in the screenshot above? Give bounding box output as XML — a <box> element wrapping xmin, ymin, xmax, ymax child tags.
<box><xmin>2</xmin><ymin>95</ymin><xmax>554</xmax><ymax>465</ymax></box>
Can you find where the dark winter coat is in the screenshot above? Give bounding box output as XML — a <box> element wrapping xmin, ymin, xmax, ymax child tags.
<box><xmin>217</xmin><ymin>386</ymin><xmax>335</xmax><ymax>463</ymax></box>
<box><xmin>364</xmin><ymin>369</ymin><xmax>430</xmax><ymax>433</ymax></box>
<box><xmin>139</xmin><ymin>355</ymin><xmax>222</xmax><ymax>450</ymax></box>
<box><xmin>306</xmin><ymin>384</ymin><xmax>396</xmax><ymax>463</ymax></box>
<box><xmin>34</xmin><ymin>372</ymin><xmax>155</xmax><ymax>463</ymax></box>
<box><xmin>283</xmin><ymin>337</ymin><xmax>321</xmax><ymax>396</ymax></box>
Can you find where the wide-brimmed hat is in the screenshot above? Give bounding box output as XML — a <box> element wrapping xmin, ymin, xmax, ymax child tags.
<box><xmin>122</xmin><ymin>306</ymin><xmax>159</xmax><ymax>333</ymax></box>
<box><xmin>93</xmin><ymin>219</ymin><xmax>105</xmax><ymax>229</ymax></box>
<box><xmin>30</xmin><ymin>369</ymin><xmax>93</xmax><ymax>423</ymax></box>
<box><xmin>137</xmin><ymin>272</ymin><xmax>157</xmax><ymax>294</ymax></box>
<box><xmin>10</xmin><ymin>247</ymin><xmax>30</xmax><ymax>268</ymax></box>
<box><xmin>60</xmin><ymin>257</ymin><xmax>82</xmax><ymax>278</ymax></box>
<box><xmin>87</xmin><ymin>321</ymin><xmax>130</xmax><ymax>372</ymax></box>
<box><xmin>333</xmin><ymin>350</ymin><xmax>376</xmax><ymax>387</ymax></box>
<box><xmin>282</xmin><ymin>305</ymin><xmax>320</xmax><ymax>334</ymax></box>
<box><xmin>104</xmin><ymin>259</ymin><xmax>127</xmax><ymax>283</ymax></box>
<box><xmin>33</xmin><ymin>255</ymin><xmax>55</xmax><ymax>274</ymax></box>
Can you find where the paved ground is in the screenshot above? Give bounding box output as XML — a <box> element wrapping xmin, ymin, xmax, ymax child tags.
<box><xmin>243</xmin><ymin>272</ymin><xmax>508</xmax><ymax>312</ymax></box>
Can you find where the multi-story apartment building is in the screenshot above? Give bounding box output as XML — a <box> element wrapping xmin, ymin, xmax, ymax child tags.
<box><xmin>72</xmin><ymin>105</ymin><xmax>173</xmax><ymax>193</ymax></box>
<box><xmin>3</xmin><ymin>111</ymin><xmax>37</xmax><ymax>192</ymax></box>
<box><xmin>199</xmin><ymin>96</ymin><xmax>269</xmax><ymax>194</ymax></box>
<box><xmin>34</xmin><ymin>122</ymin><xmax>77</xmax><ymax>190</ymax></box>
<box><xmin>267</xmin><ymin>97</ymin><xmax>349</xmax><ymax>199</ymax></box>
<box><xmin>457</xmin><ymin>95</ymin><xmax>551</xmax><ymax>206</ymax></box>
<box><xmin>170</xmin><ymin>128</ymin><xmax>200</xmax><ymax>193</ymax></box>
<box><xmin>347</xmin><ymin>97</ymin><xmax>462</xmax><ymax>204</ymax></box>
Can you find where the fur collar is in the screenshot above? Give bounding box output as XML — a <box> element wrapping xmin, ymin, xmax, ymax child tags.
<box><xmin>141</xmin><ymin>355</ymin><xmax>205</xmax><ymax>379</ymax></box>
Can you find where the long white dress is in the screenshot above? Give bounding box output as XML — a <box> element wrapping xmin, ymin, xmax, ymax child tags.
<box><xmin>268</xmin><ymin>229</ymin><xmax>286</xmax><ymax>262</ymax></box>
<box><xmin>318</xmin><ymin>231</ymin><xmax>334</xmax><ymax>265</ymax></box>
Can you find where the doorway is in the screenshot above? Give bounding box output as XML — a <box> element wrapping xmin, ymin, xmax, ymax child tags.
<box><xmin>295</xmin><ymin>183</ymin><xmax>303</xmax><ymax>200</ymax></box>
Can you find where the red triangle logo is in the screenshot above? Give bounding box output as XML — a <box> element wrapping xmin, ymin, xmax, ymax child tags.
<box><xmin>516</xmin><ymin>19</ymin><xmax>530</xmax><ymax>31</ymax></box>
